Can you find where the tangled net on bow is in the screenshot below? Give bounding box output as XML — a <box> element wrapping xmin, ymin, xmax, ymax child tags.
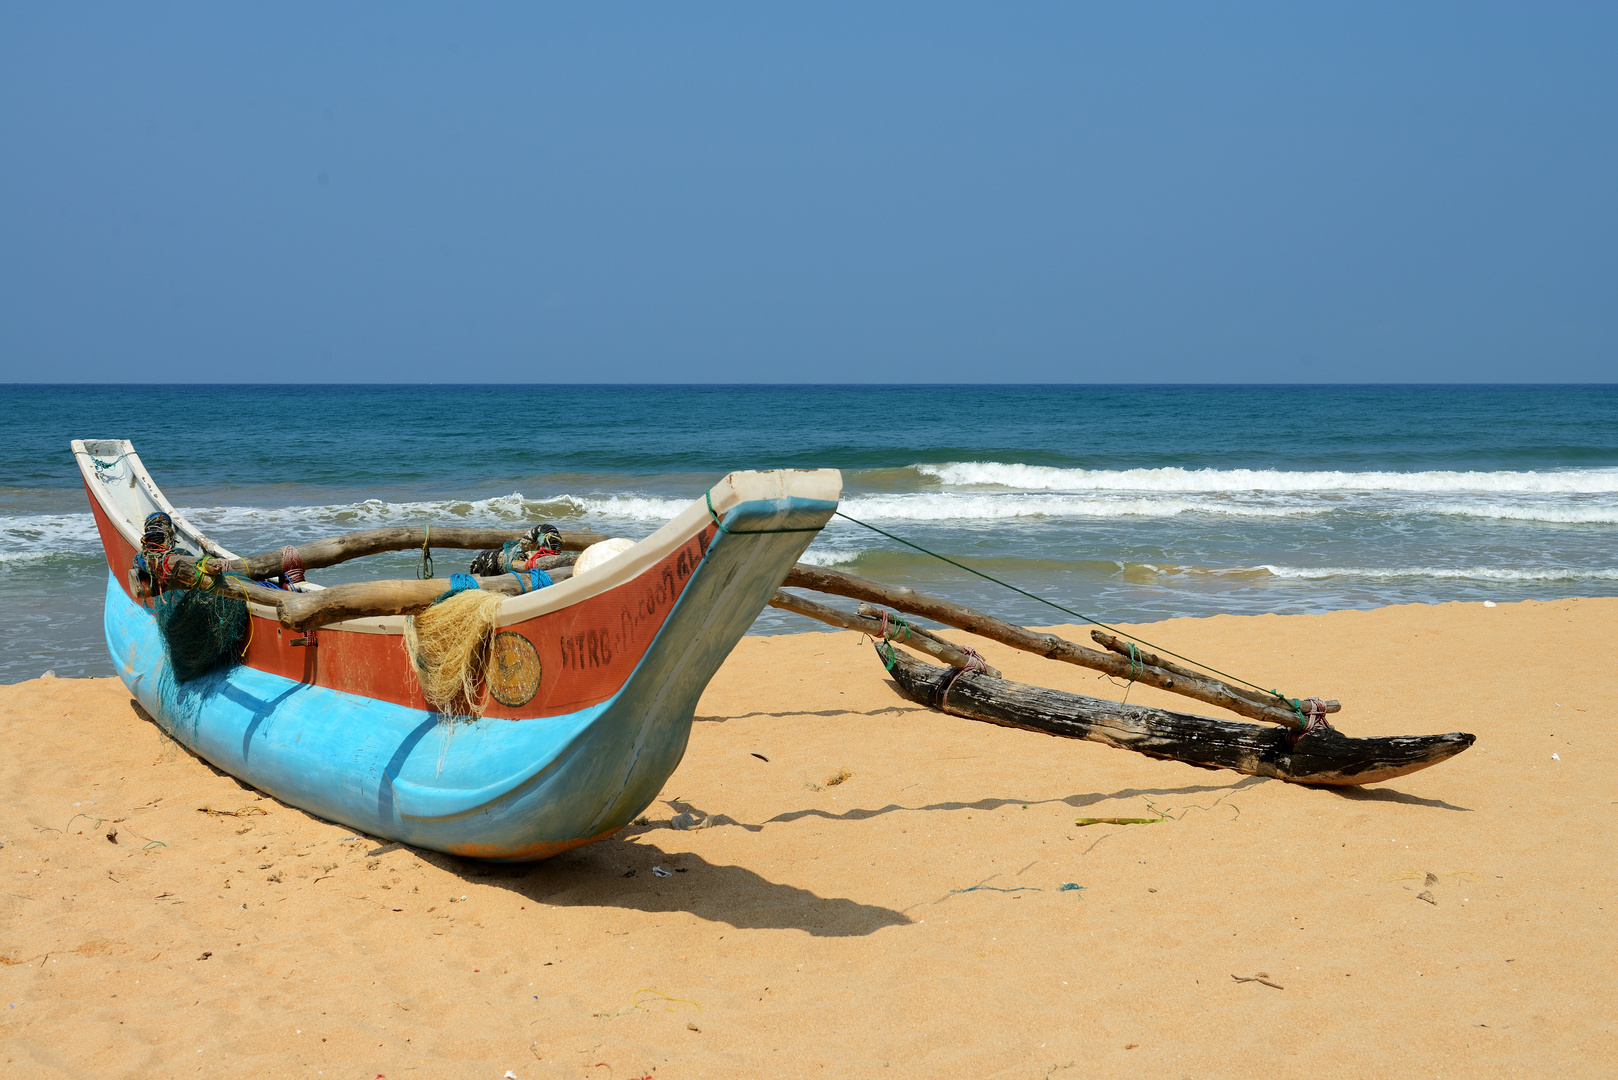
<box><xmin>138</xmin><ymin>512</ymin><xmax>248</xmax><ymax>682</ymax></box>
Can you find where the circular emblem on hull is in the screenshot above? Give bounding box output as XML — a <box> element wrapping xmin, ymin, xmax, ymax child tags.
<box><xmin>487</xmin><ymin>631</ymin><xmax>542</xmax><ymax>708</ymax></box>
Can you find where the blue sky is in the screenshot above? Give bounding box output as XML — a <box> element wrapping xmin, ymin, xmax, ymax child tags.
<box><xmin>1</xmin><ymin>4</ymin><xmax>1613</xmax><ymax>383</ymax></box>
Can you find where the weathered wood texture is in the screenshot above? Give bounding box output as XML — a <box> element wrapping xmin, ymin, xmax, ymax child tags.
<box><xmin>882</xmin><ymin>649</ymin><xmax>1474</xmax><ymax>787</ymax></box>
<box><xmin>1089</xmin><ymin>630</ymin><xmax>1339</xmax><ymax>715</ymax></box>
<box><xmin>224</xmin><ymin>528</ymin><xmax>604</xmax><ymax>580</ymax></box>
<box><xmin>132</xmin><ymin>558</ymin><xmax>575</xmax><ymax>630</ymax></box>
<box><xmin>275</xmin><ymin>566</ymin><xmax>575</xmax><ymax>630</ymax></box>
<box><xmin>766</xmin><ymin>590</ymin><xmax>1002</xmax><ymax>677</ymax></box>
<box><xmin>784</xmin><ymin>563</ymin><xmax>1319</xmax><ymax>729</ymax></box>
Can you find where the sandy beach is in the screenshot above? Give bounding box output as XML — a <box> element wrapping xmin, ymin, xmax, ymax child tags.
<box><xmin>2</xmin><ymin>596</ymin><xmax>1614</xmax><ymax>1079</ymax></box>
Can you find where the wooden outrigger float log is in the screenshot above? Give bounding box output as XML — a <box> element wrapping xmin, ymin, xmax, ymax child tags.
<box><xmin>881</xmin><ymin>649</ymin><xmax>1474</xmax><ymax>786</ymax></box>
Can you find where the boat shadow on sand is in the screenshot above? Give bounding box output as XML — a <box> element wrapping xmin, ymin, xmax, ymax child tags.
<box><xmin>424</xmin><ymin>843</ymin><xmax>911</xmax><ymax>938</ymax></box>
<box><xmin>129</xmin><ymin>698</ymin><xmax>908</xmax><ymax>936</ymax></box>
<box><xmin>707</xmin><ymin>774</ymin><xmax>1472</xmax><ymax>831</ymax></box>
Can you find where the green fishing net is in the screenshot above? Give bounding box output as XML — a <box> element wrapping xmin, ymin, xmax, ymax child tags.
<box><xmin>139</xmin><ymin>511</ymin><xmax>248</xmax><ymax>682</ymax></box>
<box><xmin>153</xmin><ymin>588</ymin><xmax>248</xmax><ymax>682</ymax></box>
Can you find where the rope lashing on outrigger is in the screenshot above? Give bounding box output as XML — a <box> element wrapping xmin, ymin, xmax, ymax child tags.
<box><xmin>871</xmin><ymin>607</ymin><xmax>988</xmax><ymax>677</ymax></box>
<box><xmin>279</xmin><ymin>546</ymin><xmax>305</xmax><ymax>586</ymax></box>
<box><xmin>1286</xmin><ymin>697</ymin><xmax>1333</xmax><ymax>746</ymax></box>
<box><xmin>829</xmin><ymin>510</ymin><xmax>1329</xmax><ymax>732</ymax></box>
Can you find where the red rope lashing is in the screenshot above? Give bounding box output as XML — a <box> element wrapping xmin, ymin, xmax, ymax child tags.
<box><xmin>279</xmin><ymin>546</ymin><xmax>305</xmax><ymax>586</ymax></box>
<box><xmin>520</xmin><ymin>549</ymin><xmax>559</xmax><ymax>570</ymax></box>
<box><xmin>936</xmin><ymin>664</ymin><xmax>972</xmax><ymax>716</ymax></box>
<box><xmin>1286</xmin><ymin>697</ymin><xmax>1333</xmax><ymax>745</ymax></box>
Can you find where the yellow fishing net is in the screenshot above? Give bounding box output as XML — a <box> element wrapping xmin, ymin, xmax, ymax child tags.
<box><xmin>403</xmin><ymin>589</ymin><xmax>505</xmax><ymax>717</ymax></box>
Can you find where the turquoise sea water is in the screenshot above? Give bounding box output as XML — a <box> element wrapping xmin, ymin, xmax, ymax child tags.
<box><xmin>4</xmin><ymin>384</ymin><xmax>1616</xmax><ymax>683</ymax></box>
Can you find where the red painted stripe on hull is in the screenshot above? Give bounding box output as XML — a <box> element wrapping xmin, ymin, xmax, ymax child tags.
<box><xmin>86</xmin><ymin>477</ymin><xmax>716</xmax><ymax>720</ymax></box>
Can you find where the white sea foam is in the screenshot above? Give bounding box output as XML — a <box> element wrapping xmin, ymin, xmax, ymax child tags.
<box><xmin>1256</xmin><ymin>565</ymin><xmax>1618</xmax><ymax>583</ymax></box>
<box><xmin>1426</xmin><ymin>503</ymin><xmax>1618</xmax><ymax>524</ymax></box>
<box><xmin>916</xmin><ymin>461</ymin><xmax>1618</xmax><ymax>495</ymax></box>
<box><xmin>183</xmin><ymin>492</ymin><xmax>693</xmax><ymax>534</ymax></box>
<box><xmin>559</xmin><ymin>495</ymin><xmax>693</xmax><ymax>521</ymax></box>
<box><xmin>196</xmin><ymin>490</ymin><xmax>1330</xmax><ymax>529</ymax></box>
<box><xmin>796</xmin><ymin>548</ymin><xmax>863</xmax><ymax>567</ymax></box>
<box><xmin>839</xmin><ymin>493</ymin><xmax>1327</xmax><ymax>521</ymax></box>
<box><xmin>0</xmin><ymin>513</ymin><xmax>103</xmax><ymax>556</ymax></box>
<box><xmin>192</xmin><ymin>493</ymin><xmax>577</xmax><ymax>530</ymax></box>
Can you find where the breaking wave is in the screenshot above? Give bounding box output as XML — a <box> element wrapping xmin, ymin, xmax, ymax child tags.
<box><xmin>839</xmin><ymin>493</ymin><xmax>1326</xmax><ymax>521</ymax></box>
<box><xmin>1427</xmin><ymin>503</ymin><xmax>1618</xmax><ymax>524</ymax></box>
<box><xmin>0</xmin><ymin>513</ymin><xmax>103</xmax><ymax>559</ymax></box>
<box><xmin>795</xmin><ymin>548</ymin><xmax>863</xmax><ymax>567</ymax></box>
<box><xmin>915</xmin><ymin>462</ymin><xmax>1618</xmax><ymax>495</ymax></box>
<box><xmin>181</xmin><ymin>493</ymin><xmax>692</xmax><ymax>535</ymax></box>
<box><xmin>1256</xmin><ymin>565</ymin><xmax>1618</xmax><ymax>583</ymax></box>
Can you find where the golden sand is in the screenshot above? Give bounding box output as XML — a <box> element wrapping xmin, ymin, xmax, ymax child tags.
<box><xmin>2</xmin><ymin>597</ymin><xmax>1614</xmax><ymax>1078</ymax></box>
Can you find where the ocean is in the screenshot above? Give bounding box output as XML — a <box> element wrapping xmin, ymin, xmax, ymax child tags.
<box><xmin>4</xmin><ymin>384</ymin><xmax>1615</xmax><ymax>684</ymax></box>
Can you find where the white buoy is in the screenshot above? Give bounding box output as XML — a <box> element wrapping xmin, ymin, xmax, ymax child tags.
<box><xmin>573</xmin><ymin>537</ymin><xmax>637</xmax><ymax>579</ymax></box>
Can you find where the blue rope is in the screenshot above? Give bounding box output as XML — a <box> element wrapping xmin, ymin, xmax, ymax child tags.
<box><xmin>430</xmin><ymin>573</ymin><xmax>480</xmax><ymax>606</ymax></box>
<box><xmin>509</xmin><ymin>569</ymin><xmax>553</xmax><ymax>593</ymax></box>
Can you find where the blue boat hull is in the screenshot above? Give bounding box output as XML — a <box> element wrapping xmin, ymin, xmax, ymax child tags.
<box><xmin>105</xmin><ymin>493</ymin><xmax>833</xmax><ymax>859</ymax></box>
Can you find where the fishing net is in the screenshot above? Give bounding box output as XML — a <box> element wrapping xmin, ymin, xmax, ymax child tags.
<box><xmin>153</xmin><ymin>589</ymin><xmax>248</xmax><ymax>682</ymax></box>
<box><xmin>137</xmin><ymin>513</ymin><xmax>247</xmax><ymax>682</ymax></box>
<box><xmin>403</xmin><ymin>587</ymin><xmax>505</xmax><ymax>717</ymax></box>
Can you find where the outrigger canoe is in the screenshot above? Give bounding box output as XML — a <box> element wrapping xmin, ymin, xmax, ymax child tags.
<box><xmin>75</xmin><ymin>439</ymin><xmax>840</xmax><ymax>860</ymax></box>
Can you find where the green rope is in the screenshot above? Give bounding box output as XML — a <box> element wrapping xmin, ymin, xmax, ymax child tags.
<box><xmin>416</xmin><ymin>525</ymin><xmax>434</xmax><ymax>580</ymax></box>
<box><xmin>875</xmin><ymin>610</ymin><xmax>913</xmax><ymax>671</ymax></box>
<box><xmin>706</xmin><ymin>490</ymin><xmax>826</xmax><ymax>535</ymax></box>
<box><xmin>87</xmin><ymin>451</ymin><xmax>134</xmax><ymax>471</ymax></box>
<box><xmin>833</xmin><ymin>510</ymin><xmax>1299</xmax><ymax>708</ymax></box>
